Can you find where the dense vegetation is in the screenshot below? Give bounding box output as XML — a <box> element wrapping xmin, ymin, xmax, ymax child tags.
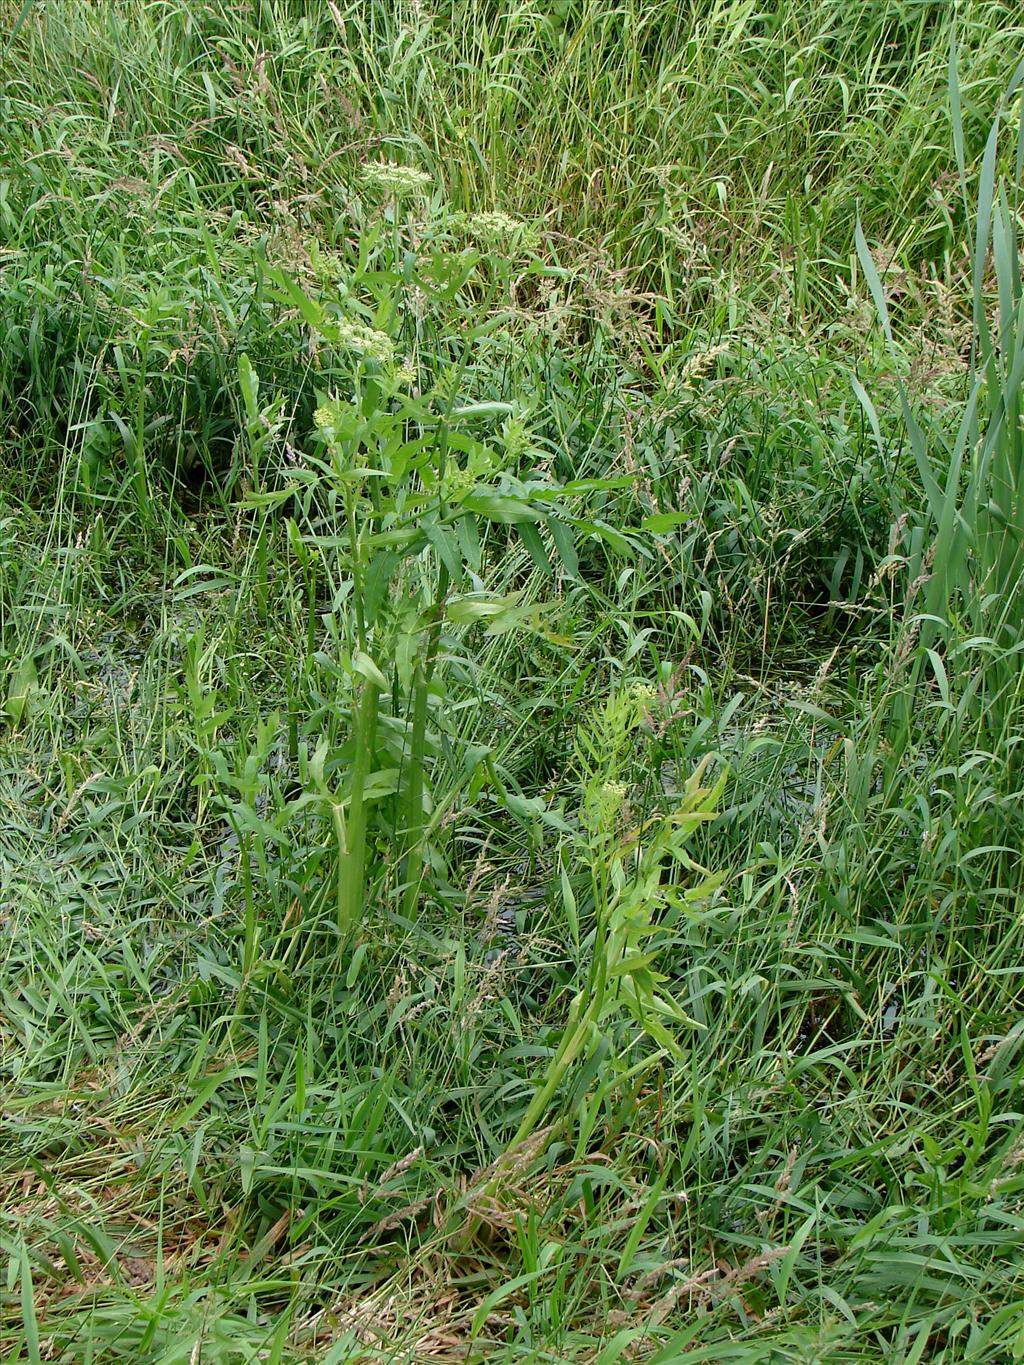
<box><xmin>3</xmin><ymin>1</ymin><xmax>1024</xmax><ymax>1359</ymax></box>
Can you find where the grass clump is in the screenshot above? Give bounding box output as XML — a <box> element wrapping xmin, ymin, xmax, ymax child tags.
<box><xmin>3</xmin><ymin>2</ymin><xmax>1024</xmax><ymax>1362</ymax></box>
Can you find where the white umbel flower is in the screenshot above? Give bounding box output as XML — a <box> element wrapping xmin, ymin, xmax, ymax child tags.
<box><xmin>360</xmin><ymin>161</ymin><xmax>432</xmax><ymax>198</ymax></box>
<box><xmin>465</xmin><ymin>210</ymin><xmax>528</xmax><ymax>245</ymax></box>
<box><xmin>333</xmin><ymin>318</ymin><xmax>395</xmax><ymax>366</ymax></box>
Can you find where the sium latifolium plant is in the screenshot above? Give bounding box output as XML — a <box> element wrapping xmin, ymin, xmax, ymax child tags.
<box><xmin>257</xmin><ymin>251</ymin><xmax>593</xmax><ymax>938</ymax></box>
<box><xmin>304</xmin><ymin>369</ymin><xmax>556</xmax><ymax>933</ymax></box>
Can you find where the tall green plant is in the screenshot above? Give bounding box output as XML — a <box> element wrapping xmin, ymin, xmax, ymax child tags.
<box><xmin>257</xmin><ymin>268</ymin><xmax>589</xmax><ymax>936</ymax></box>
<box><xmin>856</xmin><ymin>42</ymin><xmax>1024</xmax><ymax>769</ymax></box>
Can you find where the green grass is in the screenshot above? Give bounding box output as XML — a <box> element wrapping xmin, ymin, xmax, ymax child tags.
<box><xmin>3</xmin><ymin>1</ymin><xmax>1024</xmax><ymax>1360</ymax></box>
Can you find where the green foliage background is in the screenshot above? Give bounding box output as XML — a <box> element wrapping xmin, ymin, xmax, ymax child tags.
<box><xmin>2</xmin><ymin>2</ymin><xmax>1024</xmax><ymax>1360</ymax></box>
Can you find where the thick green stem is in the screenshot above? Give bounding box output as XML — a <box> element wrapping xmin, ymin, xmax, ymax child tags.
<box><xmin>399</xmin><ymin>658</ymin><xmax>429</xmax><ymax>918</ymax></box>
<box><xmin>344</xmin><ymin>482</ymin><xmax>367</xmax><ymax>653</ymax></box>
<box><xmin>338</xmin><ymin>677</ymin><xmax>380</xmax><ymax>938</ymax></box>
<box><xmin>333</xmin><ymin>434</ymin><xmax>381</xmax><ymax>940</ymax></box>
<box><xmin>400</xmin><ymin>562</ymin><xmax>450</xmax><ymax>919</ymax></box>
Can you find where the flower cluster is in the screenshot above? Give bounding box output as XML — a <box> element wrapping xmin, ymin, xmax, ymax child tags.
<box><xmin>465</xmin><ymin>210</ymin><xmax>529</xmax><ymax>246</ymax></box>
<box><xmin>394</xmin><ymin>358</ymin><xmax>417</xmax><ymax>388</ymax></box>
<box><xmin>333</xmin><ymin>317</ymin><xmax>395</xmax><ymax>366</ymax></box>
<box><xmin>628</xmin><ymin>682</ymin><xmax>657</xmax><ymax>706</ymax></box>
<box><xmin>439</xmin><ymin>464</ymin><xmax>477</xmax><ymax>500</ymax></box>
<box><xmin>437</xmin><ymin>439</ymin><xmax>501</xmax><ymax>502</ymax></box>
<box><xmin>360</xmin><ymin>161</ymin><xmax>432</xmax><ymax>199</ymax></box>
<box><xmin>583</xmin><ymin>778</ymin><xmax>631</xmax><ymax>833</ymax></box>
<box><xmin>499</xmin><ymin>414</ymin><xmax>530</xmax><ymax>461</ymax></box>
